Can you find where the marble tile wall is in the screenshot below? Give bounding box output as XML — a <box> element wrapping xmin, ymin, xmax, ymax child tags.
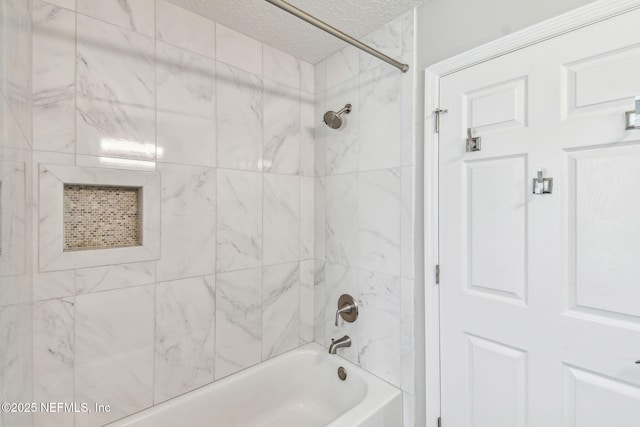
<box><xmin>313</xmin><ymin>10</ymin><xmax>418</xmax><ymax>427</ymax></box>
<box><xmin>1</xmin><ymin>0</ymin><xmax>34</xmax><ymax>426</ymax></box>
<box><xmin>16</xmin><ymin>1</ymin><xmax>419</xmax><ymax>426</ymax></box>
<box><xmin>29</xmin><ymin>1</ymin><xmax>315</xmax><ymax>426</ymax></box>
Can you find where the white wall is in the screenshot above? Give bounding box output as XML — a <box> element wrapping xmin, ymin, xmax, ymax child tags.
<box><xmin>417</xmin><ymin>0</ymin><xmax>597</xmax><ymax>68</ymax></box>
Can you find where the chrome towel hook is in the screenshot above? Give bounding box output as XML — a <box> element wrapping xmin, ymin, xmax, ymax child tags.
<box><xmin>466</xmin><ymin>128</ymin><xmax>481</xmax><ymax>152</ymax></box>
<box><xmin>532</xmin><ymin>168</ymin><xmax>553</xmax><ymax>194</ymax></box>
<box><xmin>625</xmin><ymin>96</ymin><xmax>640</xmax><ymax>130</ymax></box>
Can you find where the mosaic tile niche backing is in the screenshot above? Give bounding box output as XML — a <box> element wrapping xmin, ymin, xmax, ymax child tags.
<box><xmin>63</xmin><ymin>184</ymin><xmax>141</xmax><ymax>251</ymax></box>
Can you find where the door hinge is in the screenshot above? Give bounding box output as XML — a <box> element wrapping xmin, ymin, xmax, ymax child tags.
<box><xmin>433</xmin><ymin>108</ymin><xmax>448</xmax><ymax>133</ymax></box>
<box><xmin>435</xmin><ymin>264</ymin><xmax>440</xmax><ymax>285</ymax></box>
<box><xmin>437</xmin><ymin>416</ymin><xmax>442</xmax><ymax>427</ymax></box>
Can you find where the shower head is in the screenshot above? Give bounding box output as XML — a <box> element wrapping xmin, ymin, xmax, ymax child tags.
<box><xmin>323</xmin><ymin>104</ymin><xmax>352</xmax><ymax>129</ymax></box>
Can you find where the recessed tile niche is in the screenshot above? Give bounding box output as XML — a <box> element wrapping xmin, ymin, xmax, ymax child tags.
<box><xmin>63</xmin><ymin>184</ymin><xmax>142</xmax><ymax>251</ymax></box>
<box><xmin>39</xmin><ymin>164</ymin><xmax>160</xmax><ymax>271</ymax></box>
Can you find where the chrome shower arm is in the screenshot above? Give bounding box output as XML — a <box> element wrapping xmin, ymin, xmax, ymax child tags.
<box><xmin>336</xmin><ymin>104</ymin><xmax>352</xmax><ymax>115</ymax></box>
<box><xmin>263</xmin><ymin>0</ymin><xmax>409</xmax><ymax>73</ymax></box>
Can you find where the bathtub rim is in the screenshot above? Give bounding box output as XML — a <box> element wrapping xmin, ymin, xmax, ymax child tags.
<box><xmin>104</xmin><ymin>342</ymin><xmax>402</xmax><ymax>427</ymax></box>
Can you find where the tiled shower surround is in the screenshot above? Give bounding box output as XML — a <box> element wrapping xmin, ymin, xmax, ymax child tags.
<box><xmin>16</xmin><ymin>1</ymin><xmax>418</xmax><ymax>426</ymax></box>
<box><xmin>313</xmin><ymin>11</ymin><xmax>417</xmax><ymax>426</ymax></box>
<box><xmin>31</xmin><ymin>1</ymin><xmax>314</xmax><ymax>425</ymax></box>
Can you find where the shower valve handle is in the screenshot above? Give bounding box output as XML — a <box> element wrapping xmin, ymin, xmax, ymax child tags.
<box><xmin>334</xmin><ymin>294</ymin><xmax>358</xmax><ymax>326</ymax></box>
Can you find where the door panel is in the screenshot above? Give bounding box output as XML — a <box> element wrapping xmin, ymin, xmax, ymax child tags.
<box><xmin>466</xmin><ymin>156</ymin><xmax>527</xmax><ymax>302</ymax></box>
<box><xmin>564</xmin><ymin>365</ymin><xmax>640</xmax><ymax>427</ymax></box>
<box><xmin>564</xmin><ymin>44</ymin><xmax>640</xmax><ymax>115</ymax></box>
<box><xmin>440</xmin><ymin>7</ymin><xmax>640</xmax><ymax>427</ymax></box>
<box><xmin>467</xmin><ymin>334</ymin><xmax>528</xmax><ymax>427</ymax></box>
<box><xmin>570</xmin><ymin>146</ymin><xmax>640</xmax><ymax>320</ymax></box>
<box><xmin>465</xmin><ymin>76</ymin><xmax>528</xmax><ymax>132</ymax></box>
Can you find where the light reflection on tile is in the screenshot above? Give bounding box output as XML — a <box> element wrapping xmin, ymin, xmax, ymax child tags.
<box><xmin>76</xmin><ymin>15</ymin><xmax>155</xmax><ymax>160</ymax></box>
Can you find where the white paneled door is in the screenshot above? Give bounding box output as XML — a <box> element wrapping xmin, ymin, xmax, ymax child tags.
<box><xmin>439</xmin><ymin>8</ymin><xmax>640</xmax><ymax>427</ymax></box>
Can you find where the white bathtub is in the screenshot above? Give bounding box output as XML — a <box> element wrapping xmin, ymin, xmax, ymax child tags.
<box><xmin>106</xmin><ymin>343</ymin><xmax>402</xmax><ymax>427</ymax></box>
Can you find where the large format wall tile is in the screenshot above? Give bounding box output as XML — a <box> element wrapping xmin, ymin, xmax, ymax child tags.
<box><xmin>216</xmin><ymin>63</ymin><xmax>263</xmax><ymax>171</ymax></box>
<box><xmin>325</xmin><ymin>46</ymin><xmax>359</xmax><ymax>90</ymax></box>
<box><xmin>75</xmin><ymin>262</ymin><xmax>155</xmax><ymax>294</ymax></box>
<box><xmin>77</xmin><ymin>0</ymin><xmax>154</xmax><ymax>37</ymax></box>
<box><xmin>0</xmin><ymin>304</ymin><xmax>32</xmax><ymax>427</ymax></box>
<box><xmin>76</xmin><ymin>15</ymin><xmax>155</xmax><ymax>161</ymax></box>
<box><xmin>300</xmin><ymin>176</ymin><xmax>314</xmax><ymax>260</ymax></box>
<box><xmin>215</xmin><ymin>268</ymin><xmax>261</xmax><ymax>379</ymax></box>
<box><xmin>33</xmin><ymin>298</ymin><xmax>74</xmax><ymax>427</ymax></box>
<box><xmin>32</xmin><ymin>270</ymin><xmax>74</xmax><ymax>302</ymax></box>
<box><xmin>32</xmin><ymin>1</ymin><xmax>75</xmax><ymax>153</ymax></box>
<box><xmin>155</xmin><ymin>276</ymin><xmax>215</xmax><ymax>403</ymax></box>
<box><xmin>263</xmin><ymin>174</ymin><xmax>300</xmax><ymax>265</ymax></box>
<box><xmin>263</xmin><ymin>79</ymin><xmax>300</xmax><ymax>175</ymax></box>
<box><xmin>75</xmin><ymin>286</ymin><xmax>154</xmax><ymax>427</ymax></box>
<box><xmin>156</xmin><ymin>0</ymin><xmax>215</xmax><ymax>58</ymax></box>
<box><xmin>299</xmin><ymin>260</ymin><xmax>315</xmax><ymax>344</ymax></box>
<box><xmin>157</xmin><ymin>163</ymin><xmax>216</xmax><ymax>282</ymax></box>
<box><xmin>3</xmin><ymin>0</ymin><xmax>32</xmax><ymax>144</ymax></box>
<box><xmin>263</xmin><ymin>45</ymin><xmax>300</xmax><ymax>89</ymax></box>
<box><xmin>43</xmin><ymin>0</ymin><xmax>75</xmax><ymax>10</ymax></box>
<box><xmin>262</xmin><ymin>262</ymin><xmax>299</xmax><ymax>359</ymax></box>
<box><xmin>400</xmin><ymin>52</ymin><xmax>415</xmax><ymax>167</ymax></box>
<box><xmin>401</xmin><ymin>278</ymin><xmax>415</xmax><ymax>395</ymax></box>
<box><xmin>313</xmin><ymin>86</ymin><xmax>327</xmax><ymax>177</ymax></box>
<box><xmin>156</xmin><ymin>42</ymin><xmax>216</xmax><ymax>167</ymax></box>
<box><xmin>358</xmin><ymin>168</ymin><xmax>401</xmax><ymax>276</ymax></box>
<box><xmin>325</xmin><ymin>174</ymin><xmax>358</xmax><ymax>266</ymax></box>
<box><xmin>314</xmin><ymin>177</ymin><xmax>326</xmax><ymax>261</ymax></box>
<box><xmin>300</xmin><ymin>91</ymin><xmax>315</xmax><ymax>176</ymax></box>
<box><xmin>216</xmin><ymin>169</ymin><xmax>262</xmax><ymax>272</ymax></box>
<box><xmin>216</xmin><ymin>25</ymin><xmax>262</xmax><ymax>76</ymax></box>
<box><xmin>358</xmin><ymin>269</ymin><xmax>401</xmax><ymax>387</ymax></box>
<box><xmin>300</xmin><ymin>61</ymin><xmax>314</xmax><ymax>95</ymax></box>
<box><xmin>401</xmin><ymin>166</ymin><xmax>415</xmax><ymax>279</ymax></box>
<box><xmin>401</xmin><ymin>10</ymin><xmax>415</xmax><ymax>55</ymax></box>
<box><xmin>358</xmin><ymin>66</ymin><xmax>402</xmax><ymax>171</ymax></box>
<box><xmin>313</xmin><ymin>260</ymin><xmax>326</xmax><ymax>346</ymax></box>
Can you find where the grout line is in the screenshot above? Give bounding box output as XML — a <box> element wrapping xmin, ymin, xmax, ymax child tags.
<box><xmin>260</xmin><ymin>37</ymin><xmax>265</xmax><ymax>363</ymax></box>
<box><xmin>212</xmin><ymin>19</ymin><xmax>218</xmax><ymax>381</ymax></box>
<box><xmin>73</xmin><ymin>3</ymin><xmax>78</xmax><ymax>167</ymax></box>
<box><xmin>72</xmin><ymin>5</ymin><xmax>78</xmax><ymax>425</ymax></box>
<box><xmin>152</xmin><ymin>0</ymin><xmax>158</xmax><ymax>405</ymax></box>
<box><xmin>72</xmin><ymin>273</ymin><xmax>77</xmax><ymax>427</ymax></box>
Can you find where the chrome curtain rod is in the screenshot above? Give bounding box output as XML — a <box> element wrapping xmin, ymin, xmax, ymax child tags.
<box><xmin>264</xmin><ymin>0</ymin><xmax>409</xmax><ymax>73</ymax></box>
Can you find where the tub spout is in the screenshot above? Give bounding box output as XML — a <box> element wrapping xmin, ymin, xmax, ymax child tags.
<box><xmin>329</xmin><ymin>335</ymin><xmax>351</xmax><ymax>354</ymax></box>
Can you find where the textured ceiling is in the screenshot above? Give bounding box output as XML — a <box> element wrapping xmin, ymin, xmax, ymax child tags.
<box><xmin>167</xmin><ymin>0</ymin><xmax>425</xmax><ymax>64</ymax></box>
